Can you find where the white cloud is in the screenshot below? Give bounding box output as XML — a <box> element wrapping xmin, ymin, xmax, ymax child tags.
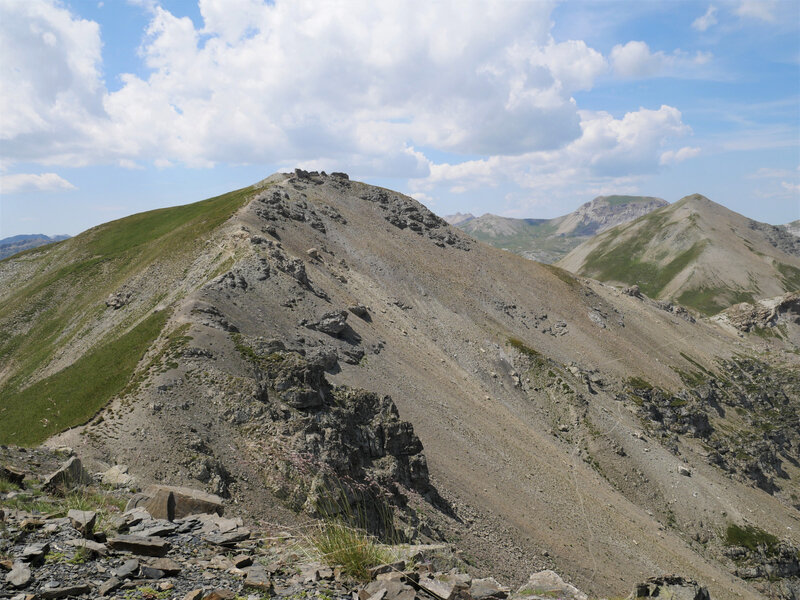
<box><xmin>781</xmin><ymin>181</ymin><xmax>800</xmax><ymax>193</ymax></box>
<box><xmin>748</xmin><ymin>167</ymin><xmax>793</xmax><ymax>179</ymax></box>
<box><xmin>736</xmin><ymin>0</ymin><xmax>777</xmax><ymax>22</ymax></box>
<box><xmin>660</xmin><ymin>146</ymin><xmax>701</xmax><ymax>165</ymax></box>
<box><xmin>2</xmin><ymin>0</ymin><xmax>623</xmax><ymax>176</ymax></box>
<box><xmin>0</xmin><ymin>0</ymin><xmax>104</xmax><ymax>164</ymax></box>
<box><xmin>692</xmin><ymin>6</ymin><xmax>718</xmax><ymax>31</ymax></box>
<box><xmin>411</xmin><ymin>105</ymin><xmax>693</xmax><ymax>204</ymax></box>
<box><xmin>610</xmin><ymin>41</ymin><xmax>711</xmax><ymax>79</ymax></box>
<box><xmin>0</xmin><ymin>173</ymin><xmax>76</xmax><ymax>194</ymax></box>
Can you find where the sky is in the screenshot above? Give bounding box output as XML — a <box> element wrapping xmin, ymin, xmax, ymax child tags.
<box><xmin>0</xmin><ymin>0</ymin><xmax>798</xmax><ymax>239</ymax></box>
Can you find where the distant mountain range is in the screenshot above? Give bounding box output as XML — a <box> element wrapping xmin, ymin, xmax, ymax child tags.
<box><xmin>445</xmin><ymin>195</ymin><xmax>667</xmax><ymax>263</ymax></box>
<box><xmin>0</xmin><ymin>234</ymin><xmax>70</xmax><ymax>260</ymax></box>
<box><xmin>558</xmin><ymin>194</ymin><xmax>800</xmax><ymax>315</ymax></box>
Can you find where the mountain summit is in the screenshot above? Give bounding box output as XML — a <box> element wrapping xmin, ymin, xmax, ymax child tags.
<box><xmin>1</xmin><ymin>173</ymin><xmax>798</xmax><ymax>598</ymax></box>
<box><xmin>449</xmin><ymin>195</ymin><xmax>666</xmax><ymax>263</ymax></box>
<box><xmin>558</xmin><ymin>194</ymin><xmax>800</xmax><ymax>314</ymax></box>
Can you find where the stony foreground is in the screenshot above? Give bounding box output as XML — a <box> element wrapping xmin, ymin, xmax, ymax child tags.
<box><xmin>1</xmin><ymin>449</ymin><xmax>710</xmax><ymax>600</ymax></box>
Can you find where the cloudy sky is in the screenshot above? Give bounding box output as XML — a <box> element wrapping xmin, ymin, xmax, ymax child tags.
<box><xmin>0</xmin><ymin>0</ymin><xmax>798</xmax><ymax>238</ymax></box>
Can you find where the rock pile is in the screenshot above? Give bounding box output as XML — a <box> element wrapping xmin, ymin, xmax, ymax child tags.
<box><xmin>1</xmin><ymin>450</ymin><xmax>717</xmax><ymax>600</ymax></box>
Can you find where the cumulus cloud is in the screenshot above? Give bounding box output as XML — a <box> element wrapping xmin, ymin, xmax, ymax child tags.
<box><xmin>610</xmin><ymin>41</ymin><xmax>711</xmax><ymax>79</ymax></box>
<box><xmin>0</xmin><ymin>0</ymin><xmax>703</xmax><ymax>211</ymax></box>
<box><xmin>660</xmin><ymin>146</ymin><xmax>701</xmax><ymax>165</ymax></box>
<box><xmin>692</xmin><ymin>6</ymin><xmax>718</xmax><ymax>31</ymax></box>
<box><xmin>0</xmin><ymin>0</ymin><xmax>105</xmax><ymax>165</ymax></box>
<box><xmin>0</xmin><ymin>173</ymin><xmax>76</xmax><ymax>194</ymax></box>
<box><xmin>410</xmin><ymin>105</ymin><xmax>695</xmax><ymax>202</ymax></box>
<box><xmin>1</xmin><ymin>0</ymin><xmax>616</xmax><ymax>176</ymax></box>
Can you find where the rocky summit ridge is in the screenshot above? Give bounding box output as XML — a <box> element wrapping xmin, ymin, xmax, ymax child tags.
<box><xmin>0</xmin><ymin>171</ymin><xmax>799</xmax><ymax>599</ymax></box>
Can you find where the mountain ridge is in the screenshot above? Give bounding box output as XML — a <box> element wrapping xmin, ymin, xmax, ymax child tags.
<box><xmin>0</xmin><ymin>233</ymin><xmax>70</xmax><ymax>260</ymax></box>
<box><xmin>447</xmin><ymin>195</ymin><xmax>667</xmax><ymax>263</ymax></box>
<box><xmin>1</xmin><ymin>172</ymin><xmax>798</xmax><ymax>598</ymax></box>
<box><xmin>558</xmin><ymin>193</ymin><xmax>800</xmax><ymax>315</ymax></box>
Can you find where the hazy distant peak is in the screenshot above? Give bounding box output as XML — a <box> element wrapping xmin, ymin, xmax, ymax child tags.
<box><xmin>443</xmin><ymin>212</ymin><xmax>476</xmax><ymax>226</ymax></box>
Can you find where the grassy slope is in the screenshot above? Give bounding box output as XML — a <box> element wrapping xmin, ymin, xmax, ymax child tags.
<box><xmin>573</xmin><ymin>202</ymin><xmax>798</xmax><ymax>315</ymax></box>
<box><xmin>577</xmin><ymin>210</ymin><xmax>705</xmax><ymax>301</ymax></box>
<box><xmin>0</xmin><ymin>310</ymin><xmax>169</xmax><ymax>445</ymax></box>
<box><xmin>0</xmin><ymin>186</ymin><xmax>253</xmax><ymax>445</ymax></box>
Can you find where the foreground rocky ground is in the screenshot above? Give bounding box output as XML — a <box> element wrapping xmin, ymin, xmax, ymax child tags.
<box><xmin>1</xmin><ymin>448</ymin><xmax>711</xmax><ymax>600</ymax></box>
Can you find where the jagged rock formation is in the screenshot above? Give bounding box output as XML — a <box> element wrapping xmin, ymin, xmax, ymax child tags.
<box><xmin>711</xmin><ymin>292</ymin><xmax>800</xmax><ymax>346</ymax></box>
<box><xmin>559</xmin><ymin>194</ymin><xmax>800</xmax><ymax>315</ymax></box>
<box><xmin>1</xmin><ymin>171</ymin><xmax>798</xmax><ymax>599</ymax></box>
<box><xmin>449</xmin><ymin>195</ymin><xmax>666</xmax><ymax>263</ymax></box>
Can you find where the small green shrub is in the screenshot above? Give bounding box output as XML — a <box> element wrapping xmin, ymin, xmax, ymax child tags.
<box><xmin>724</xmin><ymin>523</ymin><xmax>779</xmax><ymax>553</ymax></box>
<box><xmin>507</xmin><ymin>337</ymin><xmax>540</xmax><ymax>358</ymax></box>
<box><xmin>626</xmin><ymin>377</ymin><xmax>653</xmax><ymax>391</ymax></box>
<box><xmin>0</xmin><ymin>475</ymin><xmax>20</xmax><ymax>493</ymax></box>
<box><xmin>308</xmin><ymin>520</ymin><xmax>394</xmax><ymax>581</ymax></box>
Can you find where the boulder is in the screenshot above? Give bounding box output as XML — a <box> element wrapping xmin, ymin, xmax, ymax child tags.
<box><xmin>43</xmin><ymin>457</ymin><xmax>91</xmax><ymax>491</ymax></box>
<box><xmin>307</xmin><ymin>310</ymin><xmax>348</xmax><ymax>337</ymax></box>
<box><xmin>112</xmin><ymin>558</ymin><xmax>139</xmax><ymax>578</ymax></box>
<box><xmin>20</xmin><ymin>542</ymin><xmax>49</xmax><ymax>566</ymax></box>
<box><xmin>469</xmin><ymin>577</ymin><xmax>509</xmax><ymax>600</ymax></box>
<box><xmin>102</xmin><ymin>465</ymin><xmax>135</xmax><ymax>487</ymax></box>
<box><xmin>67</xmin><ymin>509</ymin><xmax>96</xmax><ymax>538</ymax></box>
<box><xmin>243</xmin><ymin>565</ymin><xmax>273</xmax><ymax>591</ymax></box>
<box><xmin>518</xmin><ymin>571</ymin><xmax>587</xmax><ymax>600</ymax></box>
<box><xmin>349</xmin><ymin>304</ymin><xmax>369</xmax><ymax>318</ymax></box>
<box><xmin>144</xmin><ymin>488</ymin><xmax>176</xmax><ymax>521</ymax></box>
<box><xmin>98</xmin><ymin>576</ymin><xmax>122</xmax><ymax>596</ymax></box>
<box><xmin>64</xmin><ymin>538</ymin><xmax>106</xmax><ymax>555</ymax></box>
<box><xmin>623</xmin><ymin>285</ymin><xmax>642</xmax><ymax>298</ymax></box>
<box><xmin>40</xmin><ymin>585</ymin><xmax>92</xmax><ymax>599</ymax></box>
<box><xmin>627</xmin><ymin>576</ymin><xmax>710</xmax><ymax>600</ymax></box>
<box><xmin>6</xmin><ymin>563</ymin><xmax>32</xmax><ymax>589</ymax></box>
<box><xmin>138</xmin><ymin>485</ymin><xmax>224</xmax><ymax>521</ymax></box>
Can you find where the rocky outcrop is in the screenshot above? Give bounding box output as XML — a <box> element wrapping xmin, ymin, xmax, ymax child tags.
<box><xmin>359</xmin><ymin>188</ymin><xmax>470</xmax><ymax>250</ymax></box>
<box><xmin>716</xmin><ymin>292</ymin><xmax>800</xmax><ymax>333</ymax></box>
<box><xmin>225</xmin><ymin>340</ymin><xmax>438</xmax><ymax>538</ymax></box>
<box><xmin>628</xmin><ymin>575</ymin><xmax>710</xmax><ymax>600</ymax></box>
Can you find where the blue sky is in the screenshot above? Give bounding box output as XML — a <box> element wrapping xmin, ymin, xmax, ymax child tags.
<box><xmin>0</xmin><ymin>0</ymin><xmax>798</xmax><ymax>239</ymax></box>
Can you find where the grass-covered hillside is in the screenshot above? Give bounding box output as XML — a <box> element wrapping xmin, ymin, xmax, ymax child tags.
<box><xmin>0</xmin><ymin>186</ymin><xmax>254</xmax><ymax>445</ymax></box>
<box><xmin>558</xmin><ymin>194</ymin><xmax>800</xmax><ymax>315</ymax></box>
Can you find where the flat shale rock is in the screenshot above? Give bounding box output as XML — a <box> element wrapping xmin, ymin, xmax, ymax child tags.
<box><xmin>107</xmin><ymin>535</ymin><xmax>171</xmax><ymax>556</ymax></box>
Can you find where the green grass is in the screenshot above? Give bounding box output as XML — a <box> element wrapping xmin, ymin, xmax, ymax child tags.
<box><xmin>676</xmin><ymin>286</ymin><xmax>755</xmax><ymax>316</ymax></box>
<box><xmin>507</xmin><ymin>337</ymin><xmax>541</xmax><ymax>358</ymax></box>
<box><xmin>724</xmin><ymin>523</ymin><xmax>779</xmax><ymax>554</ymax></box>
<box><xmin>626</xmin><ymin>376</ymin><xmax>653</xmax><ymax>392</ymax></box>
<box><xmin>0</xmin><ymin>475</ymin><xmax>20</xmax><ymax>493</ymax></box>
<box><xmin>0</xmin><ymin>186</ymin><xmax>252</xmax><ymax>392</ymax></box>
<box><xmin>775</xmin><ymin>261</ymin><xmax>800</xmax><ymax>290</ymax></box>
<box><xmin>0</xmin><ymin>185</ymin><xmax>254</xmax><ymax>444</ymax></box>
<box><xmin>542</xmin><ymin>263</ymin><xmax>580</xmax><ymax>288</ymax></box>
<box><xmin>0</xmin><ymin>309</ymin><xmax>169</xmax><ymax>446</ymax></box>
<box><xmin>308</xmin><ymin>520</ymin><xmax>396</xmax><ymax>581</ymax></box>
<box><xmin>583</xmin><ymin>233</ymin><xmax>706</xmax><ymax>300</ymax></box>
